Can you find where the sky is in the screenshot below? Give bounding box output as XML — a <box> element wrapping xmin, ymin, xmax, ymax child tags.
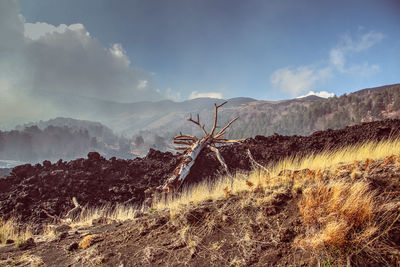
<box><xmin>0</xmin><ymin>0</ymin><xmax>399</xmax><ymax>126</ymax></box>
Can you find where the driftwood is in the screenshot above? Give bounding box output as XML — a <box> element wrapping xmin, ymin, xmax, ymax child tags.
<box><xmin>247</xmin><ymin>149</ymin><xmax>270</xmax><ymax>174</ymax></box>
<box><xmin>64</xmin><ymin>197</ymin><xmax>82</xmax><ymax>221</ymax></box>
<box><xmin>155</xmin><ymin>101</ymin><xmax>244</xmax><ymax>193</ymax></box>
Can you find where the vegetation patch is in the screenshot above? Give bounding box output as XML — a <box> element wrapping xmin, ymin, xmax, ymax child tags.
<box><xmin>153</xmin><ymin>138</ymin><xmax>400</xmax><ymax>212</ymax></box>
<box><xmin>0</xmin><ymin>219</ymin><xmax>32</xmax><ymax>246</ymax></box>
<box><xmin>79</xmin><ymin>234</ymin><xmax>100</xmax><ymax>249</ymax></box>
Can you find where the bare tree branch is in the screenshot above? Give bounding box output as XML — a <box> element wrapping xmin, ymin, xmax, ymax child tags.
<box><xmin>174</xmin><ymin>135</ymin><xmax>198</xmax><ymax>141</ymax></box>
<box><xmin>215</xmin><ymin>117</ymin><xmax>238</xmax><ymax>138</ymax></box>
<box><xmin>209</xmin><ymin>101</ymin><xmax>228</xmax><ymax>136</ymax></box>
<box><xmin>214</xmin><ymin>139</ymin><xmax>246</xmax><ymax>144</ymax></box>
<box><xmin>188</xmin><ymin>114</ymin><xmax>208</xmax><ymax>136</ymax></box>
<box><xmin>174</xmin><ymin>147</ymin><xmax>190</xmax><ymax>151</ymax></box>
<box><xmin>247</xmin><ymin>149</ymin><xmax>269</xmax><ymax>174</ymax></box>
<box><xmin>208</xmin><ymin>145</ymin><xmax>229</xmax><ymax>175</ymax></box>
<box><xmin>173</xmin><ymin>141</ymin><xmax>194</xmax><ymax>146</ymax></box>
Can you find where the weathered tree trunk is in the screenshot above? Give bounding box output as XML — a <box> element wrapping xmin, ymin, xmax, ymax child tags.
<box><xmin>154</xmin><ymin>100</ymin><xmax>244</xmax><ymax>193</ymax></box>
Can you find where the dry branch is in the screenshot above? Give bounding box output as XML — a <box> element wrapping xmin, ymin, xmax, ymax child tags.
<box><xmin>65</xmin><ymin>196</ymin><xmax>83</xmax><ymax>221</ymax></box>
<box><xmin>154</xmin><ymin>100</ymin><xmax>244</xmax><ymax>193</ymax></box>
<box><xmin>247</xmin><ymin>149</ymin><xmax>269</xmax><ymax>173</ymax></box>
<box><xmin>208</xmin><ymin>145</ymin><xmax>229</xmax><ymax>175</ymax></box>
<box><xmin>188</xmin><ymin>114</ymin><xmax>208</xmax><ymax>136</ymax></box>
<box><xmin>215</xmin><ymin>117</ymin><xmax>239</xmax><ymax>138</ymax></box>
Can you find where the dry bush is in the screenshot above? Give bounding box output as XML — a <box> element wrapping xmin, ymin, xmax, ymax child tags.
<box><xmin>295</xmin><ymin>179</ymin><xmax>400</xmax><ymax>264</ymax></box>
<box><xmin>79</xmin><ymin>234</ymin><xmax>99</xmax><ymax>249</ymax></box>
<box><xmin>0</xmin><ymin>218</ymin><xmax>32</xmax><ymax>245</ymax></box>
<box><xmin>298</xmin><ymin>180</ymin><xmax>374</xmax><ymax>228</ymax></box>
<box><xmin>296</xmin><ymin>180</ymin><xmax>375</xmax><ymax>249</ymax></box>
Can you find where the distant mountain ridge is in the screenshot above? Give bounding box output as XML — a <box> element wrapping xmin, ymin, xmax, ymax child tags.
<box><xmin>3</xmin><ymin>83</ymin><xmax>400</xmax><ymax>160</ymax></box>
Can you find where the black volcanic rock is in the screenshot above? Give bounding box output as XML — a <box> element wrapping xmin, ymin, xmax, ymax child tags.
<box><xmin>0</xmin><ymin>119</ymin><xmax>400</xmax><ymax>230</ymax></box>
<box><xmin>87</xmin><ymin>152</ymin><xmax>101</xmax><ymax>161</ymax></box>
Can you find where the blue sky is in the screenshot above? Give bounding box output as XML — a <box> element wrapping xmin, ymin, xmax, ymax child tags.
<box><xmin>2</xmin><ymin>0</ymin><xmax>400</xmax><ymax>107</ymax></box>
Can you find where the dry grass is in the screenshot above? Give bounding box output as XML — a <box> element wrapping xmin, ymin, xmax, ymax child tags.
<box><xmin>153</xmin><ymin>138</ymin><xmax>400</xmax><ymax>212</ymax></box>
<box><xmin>268</xmin><ymin>138</ymin><xmax>400</xmax><ymax>175</ymax></box>
<box><xmin>152</xmin><ymin>138</ymin><xmax>400</xmax><ymax>264</ymax></box>
<box><xmin>295</xmin><ymin>180</ymin><xmax>376</xmax><ymax>250</ymax></box>
<box><xmin>0</xmin><ymin>254</ymin><xmax>44</xmax><ymax>267</ymax></box>
<box><xmin>295</xmin><ymin>179</ymin><xmax>400</xmax><ymax>265</ymax></box>
<box><xmin>0</xmin><ymin>218</ymin><xmax>33</xmax><ymax>246</ymax></box>
<box><xmin>79</xmin><ymin>234</ymin><xmax>99</xmax><ymax>249</ymax></box>
<box><xmin>69</xmin><ymin>203</ymin><xmax>140</xmax><ymax>227</ymax></box>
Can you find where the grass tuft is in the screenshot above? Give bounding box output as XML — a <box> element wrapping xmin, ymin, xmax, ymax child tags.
<box><xmin>79</xmin><ymin>234</ymin><xmax>99</xmax><ymax>249</ymax></box>
<box><xmin>69</xmin><ymin>203</ymin><xmax>140</xmax><ymax>227</ymax></box>
<box><xmin>0</xmin><ymin>219</ymin><xmax>32</xmax><ymax>246</ymax></box>
<box><xmin>296</xmin><ymin>179</ymin><xmax>375</xmax><ymax>251</ymax></box>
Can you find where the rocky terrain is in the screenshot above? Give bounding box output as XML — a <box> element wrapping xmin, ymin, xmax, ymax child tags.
<box><xmin>1</xmin><ymin>123</ymin><xmax>400</xmax><ymax>266</ymax></box>
<box><xmin>1</xmin><ymin>119</ymin><xmax>400</xmax><ymax>232</ymax></box>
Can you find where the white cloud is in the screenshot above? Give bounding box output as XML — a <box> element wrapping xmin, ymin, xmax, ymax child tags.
<box><xmin>109</xmin><ymin>43</ymin><xmax>129</xmax><ymax>65</ymax></box>
<box><xmin>329</xmin><ymin>31</ymin><xmax>383</xmax><ymax>74</ymax></box>
<box><xmin>297</xmin><ymin>91</ymin><xmax>335</xmax><ymax>99</ymax></box>
<box><xmin>137</xmin><ymin>80</ymin><xmax>148</xmax><ymax>89</ymax></box>
<box><xmin>189</xmin><ymin>91</ymin><xmax>223</xmax><ymax>99</ymax></box>
<box><xmin>270</xmin><ymin>66</ymin><xmax>332</xmax><ymax>97</ymax></box>
<box><xmin>24</xmin><ymin>22</ymin><xmax>88</xmax><ymax>40</ymax></box>
<box><xmin>0</xmin><ymin>0</ymin><xmax>165</xmax><ymax>126</ymax></box>
<box><xmin>329</xmin><ymin>48</ymin><xmax>346</xmax><ymax>72</ymax></box>
<box><xmin>271</xmin><ymin>30</ymin><xmax>383</xmax><ymax>98</ymax></box>
<box><xmin>347</xmin><ymin>62</ymin><xmax>380</xmax><ymax>76</ymax></box>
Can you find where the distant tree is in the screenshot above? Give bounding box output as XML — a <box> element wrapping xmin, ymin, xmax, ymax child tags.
<box><xmin>24</xmin><ymin>125</ymin><xmax>41</xmax><ymax>134</ymax></box>
<box><xmin>0</xmin><ymin>131</ymin><xmax>4</xmax><ymax>151</ymax></box>
<box><xmin>372</xmin><ymin>95</ymin><xmax>385</xmax><ymax>117</ymax></box>
<box><xmin>393</xmin><ymin>93</ymin><xmax>400</xmax><ymax>110</ymax></box>
<box><xmin>153</xmin><ymin>135</ymin><xmax>166</xmax><ymax>150</ymax></box>
<box><xmin>135</xmin><ymin>135</ymin><xmax>144</xmax><ymax>147</ymax></box>
<box><xmin>90</xmin><ymin>137</ymin><xmax>98</xmax><ymax>148</ymax></box>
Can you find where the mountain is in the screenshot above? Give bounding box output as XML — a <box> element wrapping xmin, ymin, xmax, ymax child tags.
<box><xmin>118</xmin><ymin>83</ymin><xmax>400</xmax><ymax>142</ymax></box>
<box><xmin>2</xmin><ymin>84</ymin><xmax>400</xmax><ymax>159</ymax></box>
<box><xmin>26</xmin><ymin>84</ymin><xmax>400</xmax><ymax>140</ymax></box>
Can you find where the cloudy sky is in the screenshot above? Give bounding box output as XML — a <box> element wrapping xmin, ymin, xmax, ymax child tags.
<box><xmin>1</xmin><ymin>0</ymin><xmax>399</xmax><ymax>126</ymax></box>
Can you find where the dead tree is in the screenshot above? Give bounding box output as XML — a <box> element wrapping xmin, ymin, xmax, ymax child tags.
<box><xmin>64</xmin><ymin>196</ymin><xmax>83</xmax><ymax>221</ymax></box>
<box><xmin>157</xmin><ymin>101</ymin><xmax>244</xmax><ymax>192</ymax></box>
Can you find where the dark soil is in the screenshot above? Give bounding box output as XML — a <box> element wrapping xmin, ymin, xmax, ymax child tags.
<box><xmin>1</xmin><ymin>119</ymin><xmax>400</xmax><ymax>228</ymax></box>
<box><xmin>1</xmin><ymin>159</ymin><xmax>399</xmax><ymax>266</ymax></box>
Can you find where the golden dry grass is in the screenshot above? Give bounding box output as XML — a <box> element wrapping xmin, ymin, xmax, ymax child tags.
<box><xmin>269</xmin><ymin>138</ymin><xmax>400</xmax><ymax>175</ymax></box>
<box><xmin>295</xmin><ymin>179</ymin><xmax>376</xmax><ymax>251</ymax></box>
<box><xmin>79</xmin><ymin>234</ymin><xmax>99</xmax><ymax>249</ymax></box>
<box><xmin>151</xmin><ymin>138</ymin><xmax>400</xmax><ymax>264</ymax></box>
<box><xmin>153</xmin><ymin>138</ymin><xmax>400</xmax><ymax>212</ymax></box>
<box><xmin>0</xmin><ymin>253</ymin><xmax>44</xmax><ymax>267</ymax></box>
<box><xmin>69</xmin><ymin>203</ymin><xmax>139</xmax><ymax>227</ymax></box>
<box><xmin>0</xmin><ymin>218</ymin><xmax>33</xmax><ymax>246</ymax></box>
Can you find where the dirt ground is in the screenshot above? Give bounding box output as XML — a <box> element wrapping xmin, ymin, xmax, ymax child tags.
<box><xmin>1</xmin><ymin>157</ymin><xmax>400</xmax><ymax>266</ymax></box>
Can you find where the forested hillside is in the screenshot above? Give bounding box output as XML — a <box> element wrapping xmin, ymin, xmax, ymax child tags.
<box><xmin>0</xmin><ymin>123</ymin><xmax>133</xmax><ymax>163</ymax></box>
<box><xmin>1</xmin><ymin>84</ymin><xmax>399</xmax><ymax>161</ymax></box>
<box><xmin>226</xmin><ymin>84</ymin><xmax>400</xmax><ymax>138</ymax></box>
